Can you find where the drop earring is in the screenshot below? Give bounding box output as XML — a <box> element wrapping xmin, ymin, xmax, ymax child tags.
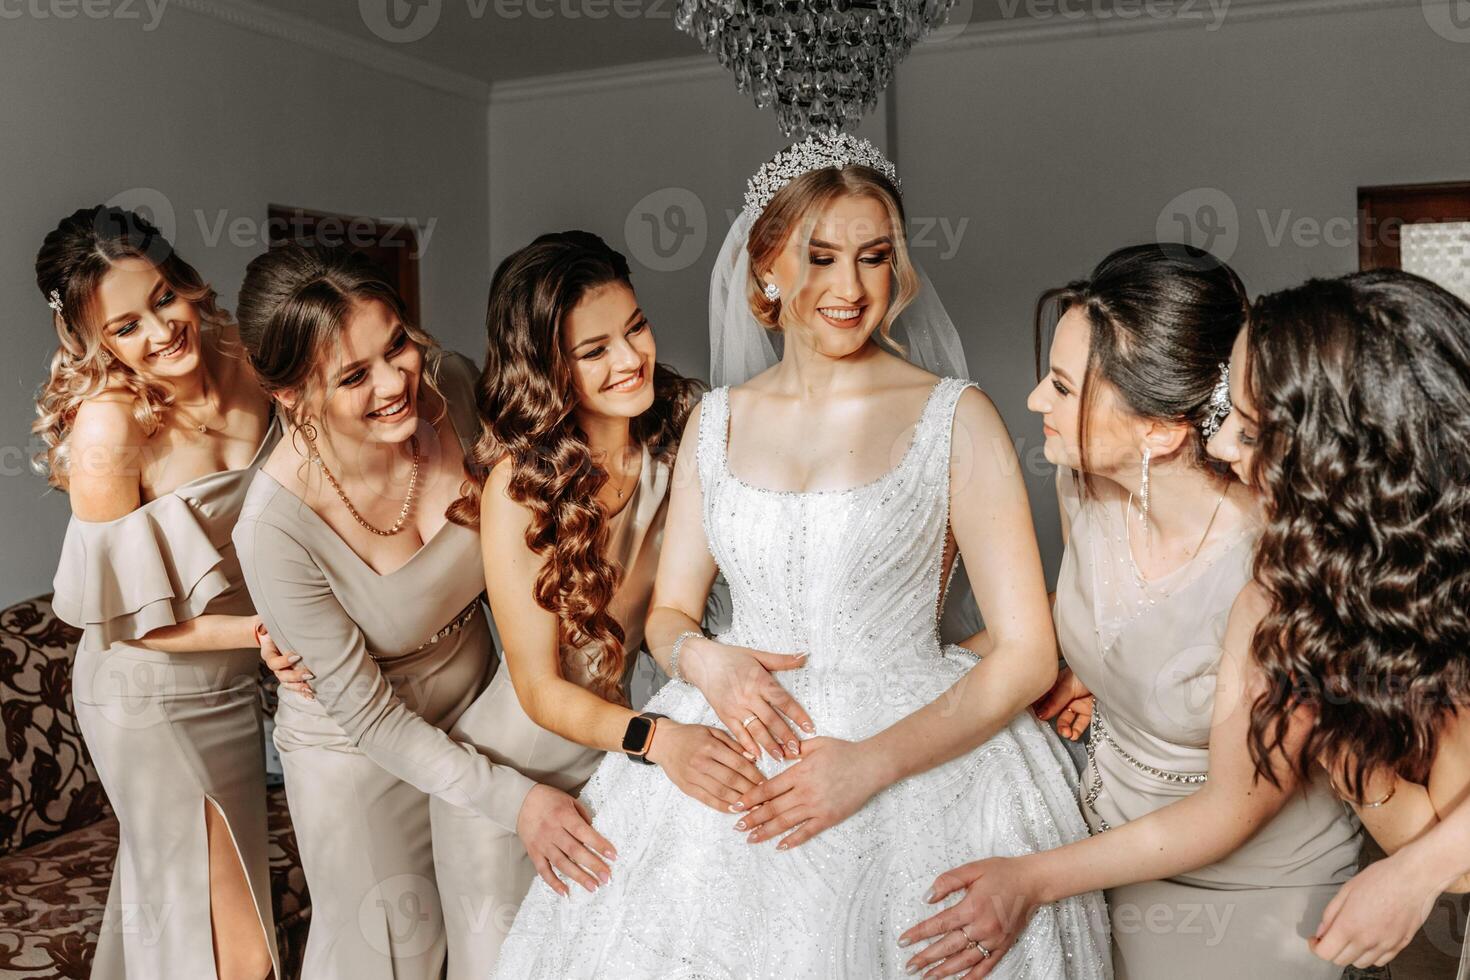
<box><xmin>1140</xmin><ymin>444</ymin><xmax>1152</xmax><ymax>535</ymax></box>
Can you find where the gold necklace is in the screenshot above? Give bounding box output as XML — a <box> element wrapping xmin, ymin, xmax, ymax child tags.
<box><xmin>1123</xmin><ymin>485</ymin><xmax>1230</xmax><ymax>591</ymax></box>
<box><xmin>310</xmin><ymin>435</ymin><xmax>422</xmax><ymax>536</ymax></box>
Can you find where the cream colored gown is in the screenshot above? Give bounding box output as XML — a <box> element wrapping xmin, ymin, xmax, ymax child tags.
<box><xmin>52</xmin><ymin>409</ymin><xmax>283</xmax><ymax>979</ymax></box>
<box><xmin>231</xmin><ymin>352</ymin><xmax>535</xmax><ymax>979</ymax></box>
<box><xmin>1052</xmin><ymin>467</ymin><xmax>1362</xmax><ymax>979</ymax></box>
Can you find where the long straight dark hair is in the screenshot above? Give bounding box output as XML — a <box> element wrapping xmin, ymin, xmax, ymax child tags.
<box><xmin>1244</xmin><ymin>269</ymin><xmax>1470</xmax><ymax>801</ymax></box>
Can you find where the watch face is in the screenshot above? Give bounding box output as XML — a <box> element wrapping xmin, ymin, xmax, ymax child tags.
<box><xmin>622</xmin><ymin>715</ymin><xmax>654</xmax><ymax>755</ymax></box>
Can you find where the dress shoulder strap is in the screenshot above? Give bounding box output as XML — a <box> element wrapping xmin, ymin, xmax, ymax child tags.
<box><xmin>909</xmin><ymin>377</ymin><xmax>979</xmax><ymax>483</ymax></box>
<box><xmin>695</xmin><ymin>386</ymin><xmax>731</xmax><ymax>494</ymax></box>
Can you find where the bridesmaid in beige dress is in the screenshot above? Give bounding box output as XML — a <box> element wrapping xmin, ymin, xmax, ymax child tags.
<box><xmin>903</xmin><ymin>245</ymin><xmax>1360</xmax><ymax>979</ymax></box>
<box><xmin>36</xmin><ymin>206</ymin><xmax>280</xmax><ymax>979</ymax></box>
<box><xmin>1209</xmin><ymin>270</ymin><xmax>1470</xmax><ymax>975</ymax></box>
<box><xmin>429</xmin><ymin>231</ymin><xmax>756</xmax><ymax>972</ymax></box>
<box><xmin>230</xmin><ymin>244</ymin><xmax>604</xmax><ymax>979</ymax></box>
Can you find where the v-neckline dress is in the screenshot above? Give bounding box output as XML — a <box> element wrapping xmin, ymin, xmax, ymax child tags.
<box><xmin>232</xmin><ymin>351</ymin><xmax>534</xmax><ymax>979</ymax></box>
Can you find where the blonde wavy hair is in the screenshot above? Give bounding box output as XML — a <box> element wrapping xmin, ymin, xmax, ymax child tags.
<box><xmin>32</xmin><ymin>206</ymin><xmax>234</xmax><ymax>491</ymax></box>
<box><xmin>745</xmin><ymin>164</ymin><xmax>920</xmax><ymax>353</ymax></box>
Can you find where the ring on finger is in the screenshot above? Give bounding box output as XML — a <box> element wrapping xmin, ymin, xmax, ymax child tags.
<box><xmin>740</xmin><ymin>715</ymin><xmax>758</xmax><ymax>728</ymax></box>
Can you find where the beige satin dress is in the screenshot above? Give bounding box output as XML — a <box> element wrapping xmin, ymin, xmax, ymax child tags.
<box><xmin>52</xmin><ymin>410</ymin><xmax>283</xmax><ymax>978</ymax></box>
<box><xmin>432</xmin><ymin>442</ymin><xmax>673</xmax><ymax>976</ymax></box>
<box><xmin>1052</xmin><ymin>467</ymin><xmax>1362</xmax><ymax>979</ymax></box>
<box><xmin>231</xmin><ymin>352</ymin><xmax>535</xmax><ymax>979</ymax></box>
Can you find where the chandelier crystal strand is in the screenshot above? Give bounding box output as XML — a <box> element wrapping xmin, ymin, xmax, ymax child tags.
<box><xmin>675</xmin><ymin>0</ymin><xmax>961</xmax><ymax>137</ymax></box>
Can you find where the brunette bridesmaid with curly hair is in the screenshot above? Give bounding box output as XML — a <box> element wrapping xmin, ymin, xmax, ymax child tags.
<box><xmin>1209</xmin><ymin>269</ymin><xmax>1470</xmax><ymax>975</ymax></box>
<box><xmin>426</xmin><ymin>230</ymin><xmax>749</xmax><ymax>971</ymax></box>
<box><xmin>37</xmin><ymin>206</ymin><xmax>281</xmax><ymax>979</ymax></box>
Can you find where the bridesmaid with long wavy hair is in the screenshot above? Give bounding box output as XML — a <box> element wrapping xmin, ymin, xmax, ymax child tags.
<box><xmin>36</xmin><ymin>206</ymin><xmax>281</xmax><ymax>979</ymax></box>
<box><xmin>421</xmin><ymin>230</ymin><xmax>754</xmax><ymax>971</ymax></box>
<box><xmin>1208</xmin><ymin>269</ymin><xmax>1470</xmax><ymax>974</ymax></box>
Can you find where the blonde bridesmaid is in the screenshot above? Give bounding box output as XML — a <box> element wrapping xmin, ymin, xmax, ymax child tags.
<box><xmin>37</xmin><ymin>206</ymin><xmax>280</xmax><ymax>979</ymax></box>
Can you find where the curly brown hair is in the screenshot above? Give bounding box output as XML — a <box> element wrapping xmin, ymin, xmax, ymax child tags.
<box><xmin>449</xmin><ymin>230</ymin><xmax>702</xmax><ymax>704</ymax></box>
<box><xmin>32</xmin><ymin>206</ymin><xmax>234</xmax><ymax>490</ymax></box>
<box><xmin>1244</xmin><ymin>270</ymin><xmax>1470</xmax><ymax>802</ymax></box>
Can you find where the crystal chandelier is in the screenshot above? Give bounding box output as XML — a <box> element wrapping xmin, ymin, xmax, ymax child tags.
<box><xmin>675</xmin><ymin>1</ymin><xmax>960</xmax><ymax>137</ymax></box>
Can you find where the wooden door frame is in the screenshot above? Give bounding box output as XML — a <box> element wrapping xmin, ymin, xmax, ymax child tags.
<box><xmin>265</xmin><ymin>204</ymin><xmax>422</xmax><ymax>325</ymax></box>
<box><xmin>1358</xmin><ymin>181</ymin><xmax>1470</xmax><ymax>271</ymax></box>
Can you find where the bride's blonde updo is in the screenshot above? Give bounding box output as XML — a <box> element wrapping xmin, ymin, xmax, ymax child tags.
<box><xmin>744</xmin><ymin>164</ymin><xmax>921</xmax><ymax>351</ymax></box>
<box><xmin>32</xmin><ymin>206</ymin><xmax>232</xmax><ymax>490</ymax></box>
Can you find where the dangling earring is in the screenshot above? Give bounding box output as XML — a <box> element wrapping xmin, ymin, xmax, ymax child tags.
<box><xmin>300</xmin><ymin>415</ymin><xmax>318</xmax><ymax>445</ymax></box>
<box><xmin>1139</xmin><ymin>445</ymin><xmax>1153</xmax><ymax>534</ymax></box>
<box><xmin>762</xmin><ymin>280</ymin><xmax>781</xmax><ymax>302</ymax></box>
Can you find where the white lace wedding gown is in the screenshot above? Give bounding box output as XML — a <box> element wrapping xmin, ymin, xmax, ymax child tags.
<box><xmin>492</xmin><ymin>379</ymin><xmax>1111</xmax><ymax>979</ymax></box>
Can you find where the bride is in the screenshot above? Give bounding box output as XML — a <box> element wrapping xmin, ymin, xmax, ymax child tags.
<box><xmin>491</xmin><ymin>134</ymin><xmax>1110</xmax><ymax>978</ymax></box>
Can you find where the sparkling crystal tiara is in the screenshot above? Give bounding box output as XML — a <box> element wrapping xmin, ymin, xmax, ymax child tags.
<box><xmin>742</xmin><ymin>132</ymin><xmax>901</xmax><ymax>220</ymax></box>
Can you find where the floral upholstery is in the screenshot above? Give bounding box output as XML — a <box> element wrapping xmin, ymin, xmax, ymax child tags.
<box><xmin>0</xmin><ymin>595</ymin><xmax>310</xmax><ymax>978</ymax></box>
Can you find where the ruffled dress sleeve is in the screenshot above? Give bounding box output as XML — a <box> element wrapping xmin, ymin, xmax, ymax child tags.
<box><xmin>51</xmin><ymin>495</ymin><xmax>233</xmax><ymax>653</ymax></box>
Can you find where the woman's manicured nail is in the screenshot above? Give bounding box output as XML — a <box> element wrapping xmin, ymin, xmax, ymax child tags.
<box><xmin>603</xmin><ymin>850</ymin><xmax>617</xmax><ymax>860</ymax></box>
<box><xmin>735</xmin><ymin>821</ymin><xmax>747</xmax><ymax>830</ymax></box>
<box><xmin>744</xmin><ymin>752</ymin><xmax>756</xmax><ymax>761</ymax></box>
<box><xmin>924</xmin><ymin>887</ymin><xmax>936</xmax><ymax>902</ymax></box>
<box><xmin>786</xmin><ymin>741</ymin><xmax>799</xmax><ymax>756</ymax></box>
<box><xmin>898</xmin><ymin>937</ymin><xmax>911</xmax><ymax>948</ymax></box>
<box><xmin>730</xmin><ymin>802</ymin><xmax>745</xmax><ymax>812</ymax></box>
<box><xmin>287</xmin><ymin>654</ymin><xmax>301</xmax><ymax>664</ymax></box>
<box><xmin>802</xmin><ymin>722</ymin><xmax>815</xmax><ymax>733</ymax></box>
<box><xmin>776</xmin><ymin>841</ymin><xmax>788</xmax><ymax>851</ymax></box>
<box><xmin>747</xmin><ymin>833</ymin><xmax>759</xmax><ymax>843</ymax></box>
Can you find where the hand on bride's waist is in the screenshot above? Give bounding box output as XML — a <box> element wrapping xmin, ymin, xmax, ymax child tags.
<box><xmin>679</xmin><ymin>634</ymin><xmax>816</xmax><ymax>763</ymax></box>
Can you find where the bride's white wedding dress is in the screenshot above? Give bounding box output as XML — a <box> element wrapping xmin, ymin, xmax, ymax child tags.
<box><xmin>492</xmin><ymin>378</ymin><xmax>1111</xmax><ymax>978</ymax></box>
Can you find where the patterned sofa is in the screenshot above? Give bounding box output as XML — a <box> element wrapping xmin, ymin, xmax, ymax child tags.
<box><xmin>0</xmin><ymin>594</ymin><xmax>310</xmax><ymax>979</ymax></box>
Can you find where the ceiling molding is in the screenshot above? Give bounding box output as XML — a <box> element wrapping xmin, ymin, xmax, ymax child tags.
<box><xmin>912</xmin><ymin>0</ymin><xmax>1418</xmax><ymax>52</ymax></box>
<box><xmin>172</xmin><ymin>0</ymin><xmax>491</xmax><ymax>102</ymax></box>
<box><xmin>488</xmin><ymin>0</ymin><xmax>1422</xmax><ymax>103</ymax></box>
<box><xmin>490</xmin><ymin>53</ymin><xmax>722</xmax><ymax>104</ymax></box>
<box><xmin>173</xmin><ymin>0</ymin><xmax>1424</xmax><ymax>107</ymax></box>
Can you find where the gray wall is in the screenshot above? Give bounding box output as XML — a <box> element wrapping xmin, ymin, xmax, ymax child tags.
<box><xmin>488</xmin><ymin>0</ymin><xmax>1470</xmax><ymax>583</ymax></box>
<box><xmin>4</xmin><ymin>0</ymin><xmax>1468</xmax><ymax>605</ymax></box>
<box><xmin>0</xmin><ymin>8</ymin><xmax>490</xmax><ymax>604</ymax></box>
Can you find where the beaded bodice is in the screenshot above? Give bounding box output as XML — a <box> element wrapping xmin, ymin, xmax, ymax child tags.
<box><xmin>696</xmin><ymin>379</ymin><xmax>969</xmax><ymax>676</ymax></box>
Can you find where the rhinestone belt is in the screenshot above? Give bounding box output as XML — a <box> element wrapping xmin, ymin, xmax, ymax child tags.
<box><xmin>381</xmin><ymin>598</ymin><xmax>482</xmax><ymax>659</ymax></box>
<box><xmin>1083</xmin><ymin>697</ymin><xmax>1208</xmax><ymax>833</ymax></box>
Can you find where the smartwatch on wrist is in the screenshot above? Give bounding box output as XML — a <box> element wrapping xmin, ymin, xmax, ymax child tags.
<box><xmin>622</xmin><ymin>712</ymin><xmax>667</xmax><ymax>765</ymax></box>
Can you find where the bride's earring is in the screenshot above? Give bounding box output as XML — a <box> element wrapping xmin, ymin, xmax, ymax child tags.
<box><xmin>762</xmin><ymin>280</ymin><xmax>780</xmax><ymax>302</ymax></box>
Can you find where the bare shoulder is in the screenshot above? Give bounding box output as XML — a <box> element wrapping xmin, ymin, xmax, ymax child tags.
<box><xmin>481</xmin><ymin>455</ymin><xmax>534</xmax><ymax>533</ymax></box>
<box><xmin>68</xmin><ymin>395</ymin><xmax>146</xmax><ymax>518</ymax></box>
<box><xmin>1227</xmin><ymin>579</ymin><xmax>1271</xmax><ymax>634</ymax></box>
<box><xmin>71</xmin><ymin>393</ymin><xmax>145</xmax><ymax>456</ymax></box>
<box><xmin>949</xmin><ymin>383</ymin><xmax>1011</xmax><ymax>454</ymax></box>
